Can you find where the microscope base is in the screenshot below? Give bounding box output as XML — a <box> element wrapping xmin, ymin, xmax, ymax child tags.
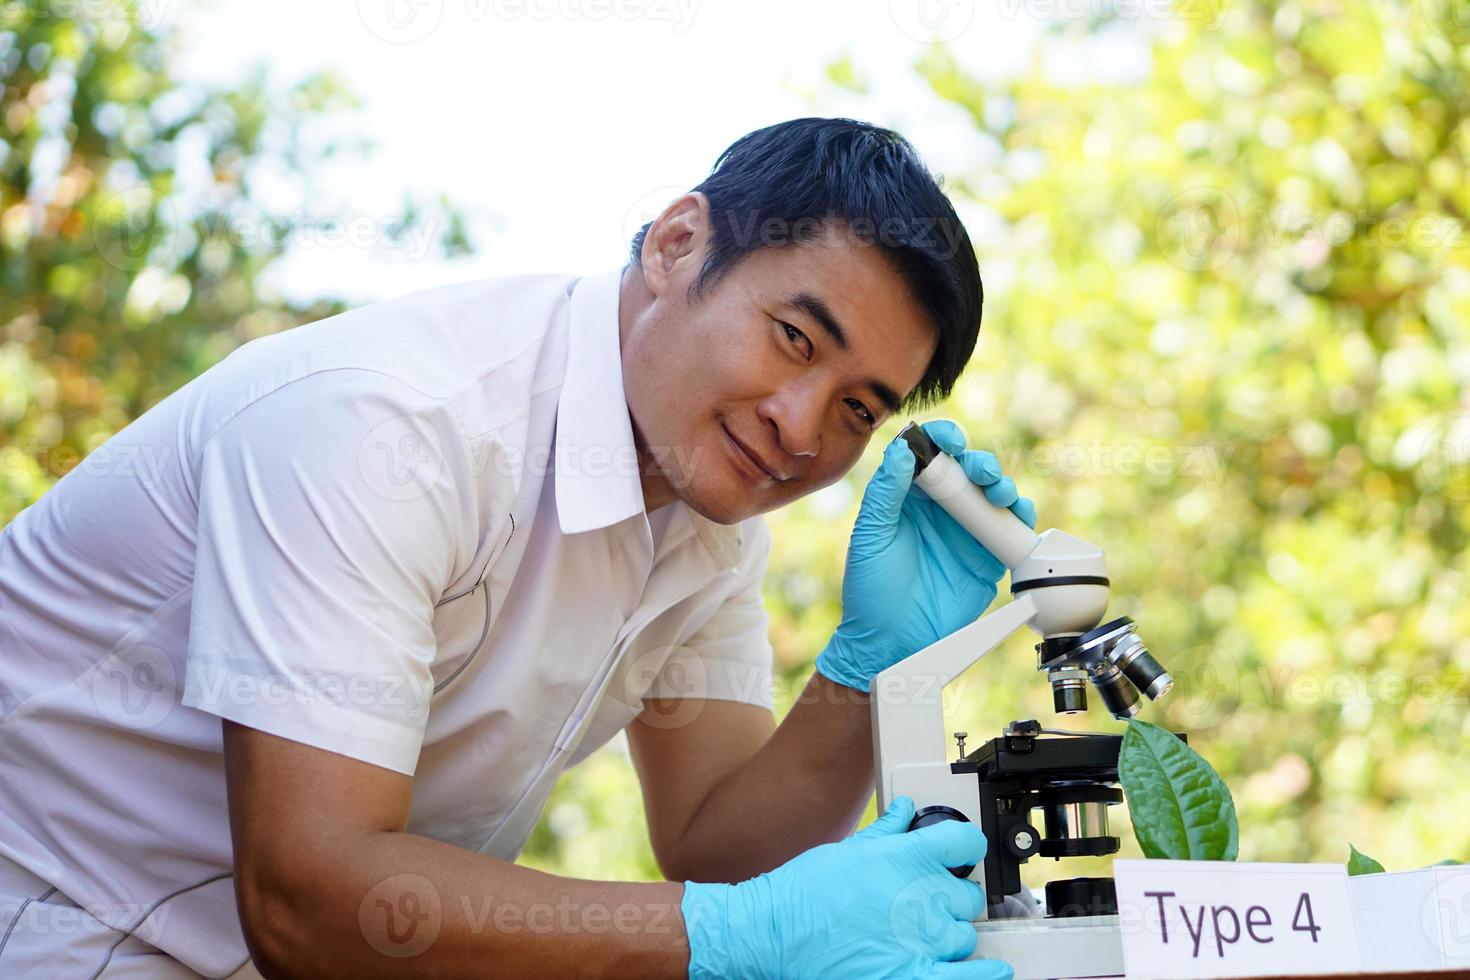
<box><xmin>970</xmin><ymin>913</ymin><xmax>1123</xmax><ymax>979</ymax></box>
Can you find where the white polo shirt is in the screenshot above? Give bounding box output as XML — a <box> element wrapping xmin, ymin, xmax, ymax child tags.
<box><xmin>0</xmin><ymin>267</ymin><xmax>774</xmax><ymax>976</ymax></box>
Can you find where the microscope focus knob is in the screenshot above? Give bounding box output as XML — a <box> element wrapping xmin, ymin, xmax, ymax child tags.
<box><xmin>1006</xmin><ymin>824</ymin><xmax>1042</xmax><ymax>860</ymax></box>
<box><xmin>907</xmin><ymin>805</ymin><xmax>977</xmax><ymax>879</ymax></box>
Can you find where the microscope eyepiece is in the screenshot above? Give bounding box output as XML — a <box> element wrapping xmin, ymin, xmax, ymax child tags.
<box><xmin>897</xmin><ymin>421</ymin><xmax>942</xmax><ymax>477</ymax></box>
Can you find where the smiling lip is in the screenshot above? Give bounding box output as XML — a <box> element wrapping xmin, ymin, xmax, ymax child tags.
<box><xmin>722</xmin><ymin>424</ymin><xmax>788</xmax><ymax>484</ymax></box>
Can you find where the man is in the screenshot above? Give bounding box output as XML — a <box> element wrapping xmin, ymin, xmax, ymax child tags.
<box><xmin>0</xmin><ymin>118</ymin><xmax>1029</xmax><ymax>978</ymax></box>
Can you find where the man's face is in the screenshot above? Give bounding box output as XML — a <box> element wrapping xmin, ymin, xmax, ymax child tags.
<box><xmin>621</xmin><ymin>195</ymin><xmax>937</xmax><ymax>524</ymax></box>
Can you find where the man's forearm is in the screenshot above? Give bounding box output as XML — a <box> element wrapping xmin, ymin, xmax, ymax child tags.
<box><xmin>669</xmin><ymin>671</ymin><xmax>875</xmax><ymax>883</ymax></box>
<box><xmin>245</xmin><ymin>828</ymin><xmax>688</xmax><ymax>979</ymax></box>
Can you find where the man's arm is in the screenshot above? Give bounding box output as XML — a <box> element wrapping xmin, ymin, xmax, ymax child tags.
<box><xmin>224</xmin><ymin>720</ymin><xmax>688</xmax><ymax>979</ymax></box>
<box><xmin>630</xmin><ymin>422</ymin><xmax>1035</xmax><ymax>886</ymax></box>
<box><xmin>626</xmin><ymin>672</ymin><xmax>872</xmax><ymax>884</ymax></box>
<box><xmin>191</xmin><ymin>371</ymin><xmax>689</xmax><ymax>974</ymax></box>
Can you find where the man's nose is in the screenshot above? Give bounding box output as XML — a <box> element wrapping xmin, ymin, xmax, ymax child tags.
<box><xmin>759</xmin><ymin>386</ymin><xmax>823</xmax><ymax>460</ymax></box>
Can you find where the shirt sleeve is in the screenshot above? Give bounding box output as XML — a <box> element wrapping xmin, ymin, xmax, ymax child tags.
<box><xmin>182</xmin><ymin>367</ymin><xmax>475</xmax><ymax>776</ymax></box>
<box><xmin>647</xmin><ymin>517</ymin><xmax>775</xmax><ymax>711</ymax></box>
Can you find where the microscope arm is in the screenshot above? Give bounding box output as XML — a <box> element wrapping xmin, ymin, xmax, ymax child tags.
<box><xmin>870</xmin><ymin>592</ymin><xmax>1039</xmax><ymax>811</ymax></box>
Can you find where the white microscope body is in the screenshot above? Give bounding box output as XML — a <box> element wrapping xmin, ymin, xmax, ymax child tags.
<box><xmin>871</xmin><ymin>424</ymin><xmax>1174</xmax><ymax>979</ymax></box>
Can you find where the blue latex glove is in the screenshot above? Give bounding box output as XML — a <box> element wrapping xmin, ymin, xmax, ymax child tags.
<box><xmin>816</xmin><ymin>420</ymin><xmax>1037</xmax><ymax>692</ymax></box>
<box><xmin>682</xmin><ymin>796</ymin><xmax>1013</xmax><ymax>979</ymax></box>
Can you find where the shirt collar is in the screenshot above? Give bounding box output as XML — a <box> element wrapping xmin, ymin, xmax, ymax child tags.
<box><xmin>554</xmin><ymin>266</ymin><xmax>742</xmax><ymax>569</ymax></box>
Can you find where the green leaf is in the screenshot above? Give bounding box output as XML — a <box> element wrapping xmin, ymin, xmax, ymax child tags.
<box><xmin>1348</xmin><ymin>843</ymin><xmax>1385</xmax><ymax>876</ymax></box>
<box><xmin>1119</xmin><ymin>718</ymin><xmax>1238</xmax><ymax>861</ymax></box>
<box><xmin>1435</xmin><ymin>860</ymin><xmax>1464</xmax><ymax>866</ymax></box>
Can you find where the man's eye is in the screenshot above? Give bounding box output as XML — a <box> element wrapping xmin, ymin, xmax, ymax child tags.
<box><xmin>780</xmin><ymin>321</ymin><xmax>812</xmax><ymax>359</ymax></box>
<box><xmin>846</xmin><ymin>398</ymin><xmax>876</xmax><ymax>427</ymax></box>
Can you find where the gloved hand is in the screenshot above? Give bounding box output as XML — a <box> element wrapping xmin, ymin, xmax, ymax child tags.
<box><xmin>816</xmin><ymin>420</ymin><xmax>1037</xmax><ymax>692</ymax></box>
<box><xmin>682</xmin><ymin>796</ymin><xmax>1013</xmax><ymax>979</ymax></box>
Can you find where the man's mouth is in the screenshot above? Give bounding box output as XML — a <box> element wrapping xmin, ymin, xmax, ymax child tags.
<box><xmin>721</xmin><ymin>423</ymin><xmax>789</xmax><ymax>484</ymax></box>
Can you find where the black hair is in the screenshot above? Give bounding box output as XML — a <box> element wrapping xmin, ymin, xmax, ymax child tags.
<box><xmin>628</xmin><ymin>117</ymin><xmax>983</xmax><ymax>408</ymax></box>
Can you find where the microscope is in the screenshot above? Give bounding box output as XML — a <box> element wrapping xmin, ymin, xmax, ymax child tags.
<box><xmin>872</xmin><ymin>424</ymin><xmax>1181</xmax><ymax>979</ymax></box>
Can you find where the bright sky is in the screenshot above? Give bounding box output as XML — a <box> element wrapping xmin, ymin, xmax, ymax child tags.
<box><xmin>162</xmin><ymin>0</ymin><xmax>1136</xmax><ymax>305</ymax></box>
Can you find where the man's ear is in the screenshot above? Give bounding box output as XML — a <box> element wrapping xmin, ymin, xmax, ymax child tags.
<box><xmin>640</xmin><ymin>192</ymin><xmax>710</xmax><ymax>298</ymax></box>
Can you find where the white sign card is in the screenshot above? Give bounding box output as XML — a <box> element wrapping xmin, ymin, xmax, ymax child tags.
<box><xmin>1427</xmin><ymin>864</ymin><xmax>1470</xmax><ymax>966</ymax></box>
<box><xmin>1114</xmin><ymin>859</ymin><xmax>1363</xmax><ymax>978</ymax></box>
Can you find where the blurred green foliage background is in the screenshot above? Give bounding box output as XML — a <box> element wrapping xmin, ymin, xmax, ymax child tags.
<box><xmin>3</xmin><ymin>0</ymin><xmax>1467</xmax><ymax>892</ymax></box>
